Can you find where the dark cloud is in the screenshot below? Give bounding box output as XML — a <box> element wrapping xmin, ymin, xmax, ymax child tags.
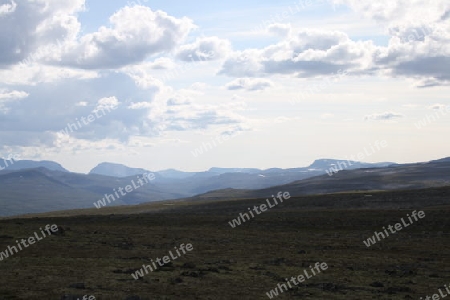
<box><xmin>0</xmin><ymin>0</ymin><xmax>83</xmax><ymax>67</ymax></box>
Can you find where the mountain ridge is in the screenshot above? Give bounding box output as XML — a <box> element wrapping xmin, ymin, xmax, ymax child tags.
<box><xmin>0</xmin><ymin>159</ymin><xmax>68</xmax><ymax>172</ymax></box>
<box><xmin>1</xmin><ymin>157</ymin><xmax>449</xmax><ymax>217</ymax></box>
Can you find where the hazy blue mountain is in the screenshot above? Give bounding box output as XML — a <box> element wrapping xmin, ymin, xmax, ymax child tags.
<box><xmin>157</xmin><ymin>169</ymin><xmax>197</xmax><ymax>179</ymax></box>
<box><xmin>307</xmin><ymin>159</ymin><xmax>395</xmax><ymax>170</ymax></box>
<box><xmin>207</xmin><ymin>167</ymin><xmax>262</xmax><ymax>175</ymax></box>
<box><xmin>0</xmin><ymin>168</ymin><xmax>188</xmax><ymax>217</ymax></box>
<box><xmin>190</xmin><ymin>158</ymin><xmax>450</xmax><ymax>201</ymax></box>
<box><xmin>0</xmin><ymin>157</ymin><xmax>410</xmax><ymax>217</ymax></box>
<box><xmin>89</xmin><ymin>162</ymin><xmax>150</xmax><ymax>178</ymax></box>
<box><xmin>0</xmin><ymin>168</ymin><xmax>105</xmax><ymax>217</ymax></box>
<box><xmin>88</xmin><ymin>160</ymin><xmax>394</xmax><ymax>181</ymax></box>
<box><xmin>0</xmin><ymin>159</ymin><xmax>68</xmax><ymax>172</ymax></box>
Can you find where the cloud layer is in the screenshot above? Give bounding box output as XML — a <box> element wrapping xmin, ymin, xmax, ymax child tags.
<box><xmin>220</xmin><ymin>0</ymin><xmax>449</xmax><ymax>86</ymax></box>
<box><xmin>0</xmin><ymin>0</ymin><xmax>448</xmax><ymax>156</ymax></box>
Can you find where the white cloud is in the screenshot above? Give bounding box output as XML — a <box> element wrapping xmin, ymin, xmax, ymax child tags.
<box><xmin>331</xmin><ymin>0</ymin><xmax>445</xmax><ymax>24</ymax></box>
<box><xmin>220</xmin><ymin>28</ymin><xmax>376</xmax><ymax>78</ymax></box>
<box><xmin>95</xmin><ymin>97</ymin><xmax>119</xmax><ymax>112</ymax></box>
<box><xmin>58</xmin><ymin>6</ymin><xmax>195</xmax><ymax>69</ymax></box>
<box><xmin>190</xmin><ymin>82</ymin><xmax>207</xmax><ymax>91</ymax></box>
<box><xmin>175</xmin><ymin>36</ymin><xmax>232</xmax><ymax>62</ymax></box>
<box><xmin>147</xmin><ymin>57</ymin><xmax>176</xmax><ymax>70</ymax></box>
<box><xmin>0</xmin><ymin>89</ymin><xmax>28</xmax><ymax>114</ymax></box>
<box><xmin>0</xmin><ymin>1</ymin><xmax>17</xmax><ymax>16</ymax></box>
<box><xmin>0</xmin><ymin>64</ymin><xmax>99</xmax><ymax>86</ymax></box>
<box><xmin>0</xmin><ymin>0</ymin><xmax>84</xmax><ymax>67</ymax></box>
<box><xmin>0</xmin><ymin>89</ymin><xmax>28</xmax><ymax>100</ymax></box>
<box><xmin>1</xmin><ymin>0</ymin><xmax>448</xmax><ymax>166</ymax></box>
<box><xmin>0</xmin><ymin>66</ymin><xmax>251</xmax><ymax>148</ymax></box>
<box><xmin>220</xmin><ymin>0</ymin><xmax>450</xmax><ymax>86</ymax></box>
<box><xmin>225</xmin><ymin>78</ymin><xmax>274</xmax><ymax>91</ymax></box>
<box><xmin>231</xmin><ymin>94</ymin><xmax>246</xmax><ymax>102</ymax></box>
<box><xmin>333</xmin><ymin>0</ymin><xmax>450</xmax><ymax>86</ymax></box>
<box><xmin>122</xmin><ymin>66</ymin><xmax>165</xmax><ymax>90</ymax></box>
<box><xmin>166</xmin><ymin>94</ymin><xmax>191</xmax><ymax>107</ymax></box>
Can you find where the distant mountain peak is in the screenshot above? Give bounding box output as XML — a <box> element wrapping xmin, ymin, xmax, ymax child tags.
<box><xmin>307</xmin><ymin>159</ymin><xmax>395</xmax><ymax>170</ymax></box>
<box><xmin>0</xmin><ymin>159</ymin><xmax>68</xmax><ymax>172</ymax></box>
<box><xmin>89</xmin><ymin>162</ymin><xmax>149</xmax><ymax>178</ymax></box>
<box><xmin>308</xmin><ymin>159</ymin><xmax>357</xmax><ymax>169</ymax></box>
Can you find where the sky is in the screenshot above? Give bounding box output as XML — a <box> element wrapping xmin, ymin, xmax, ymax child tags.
<box><xmin>0</xmin><ymin>0</ymin><xmax>449</xmax><ymax>173</ymax></box>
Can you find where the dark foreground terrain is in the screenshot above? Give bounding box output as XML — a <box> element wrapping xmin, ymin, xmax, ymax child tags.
<box><xmin>1</xmin><ymin>187</ymin><xmax>450</xmax><ymax>299</ymax></box>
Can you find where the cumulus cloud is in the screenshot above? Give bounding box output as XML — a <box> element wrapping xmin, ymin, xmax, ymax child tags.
<box><xmin>220</xmin><ymin>29</ymin><xmax>376</xmax><ymax>78</ymax></box>
<box><xmin>225</xmin><ymin>78</ymin><xmax>274</xmax><ymax>91</ymax></box>
<box><xmin>121</xmin><ymin>63</ymin><xmax>165</xmax><ymax>90</ymax></box>
<box><xmin>331</xmin><ymin>0</ymin><xmax>445</xmax><ymax>24</ymax></box>
<box><xmin>365</xmin><ymin>111</ymin><xmax>405</xmax><ymax>121</ymax></box>
<box><xmin>2</xmin><ymin>0</ymin><xmax>447</xmax><ymax>155</ymax></box>
<box><xmin>0</xmin><ymin>1</ymin><xmax>251</xmax><ymax>150</ymax></box>
<box><xmin>57</xmin><ymin>6</ymin><xmax>195</xmax><ymax>69</ymax></box>
<box><xmin>175</xmin><ymin>36</ymin><xmax>231</xmax><ymax>62</ymax></box>
<box><xmin>221</xmin><ymin>0</ymin><xmax>450</xmax><ymax>86</ymax></box>
<box><xmin>0</xmin><ymin>0</ymin><xmax>99</xmax><ymax>84</ymax></box>
<box><xmin>219</xmin><ymin>49</ymin><xmax>264</xmax><ymax>77</ymax></box>
<box><xmin>0</xmin><ymin>0</ymin><xmax>84</xmax><ymax>67</ymax></box>
<box><xmin>334</xmin><ymin>0</ymin><xmax>450</xmax><ymax>86</ymax></box>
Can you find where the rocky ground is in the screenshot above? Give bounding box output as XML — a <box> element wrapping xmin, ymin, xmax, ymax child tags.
<box><xmin>1</xmin><ymin>187</ymin><xmax>450</xmax><ymax>299</ymax></box>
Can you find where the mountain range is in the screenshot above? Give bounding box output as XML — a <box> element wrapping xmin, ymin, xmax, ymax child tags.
<box><xmin>0</xmin><ymin>157</ymin><xmax>448</xmax><ymax>217</ymax></box>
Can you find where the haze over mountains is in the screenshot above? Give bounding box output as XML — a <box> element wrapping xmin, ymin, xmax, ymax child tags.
<box><xmin>0</xmin><ymin>159</ymin><xmax>68</xmax><ymax>172</ymax></box>
<box><xmin>0</xmin><ymin>157</ymin><xmax>449</xmax><ymax>217</ymax></box>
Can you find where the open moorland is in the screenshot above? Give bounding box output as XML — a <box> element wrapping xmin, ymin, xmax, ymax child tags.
<box><xmin>1</xmin><ymin>187</ymin><xmax>450</xmax><ymax>299</ymax></box>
